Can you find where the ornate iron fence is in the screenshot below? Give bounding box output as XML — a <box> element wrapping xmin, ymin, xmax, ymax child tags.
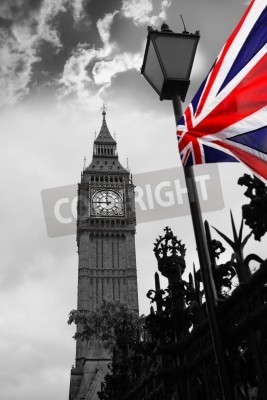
<box><xmin>98</xmin><ymin>175</ymin><xmax>267</xmax><ymax>400</ymax></box>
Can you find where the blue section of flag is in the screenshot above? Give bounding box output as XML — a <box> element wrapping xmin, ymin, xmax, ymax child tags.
<box><xmin>186</xmin><ymin>152</ymin><xmax>194</xmax><ymax>167</ymax></box>
<box><xmin>218</xmin><ymin>5</ymin><xmax>267</xmax><ymax>93</ymax></box>
<box><xmin>179</xmin><ymin>116</ymin><xmax>185</xmax><ymax>126</ymax></box>
<box><xmin>203</xmin><ymin>145</ymin><xmax>238</xmax><ymax>163</ymax></box>
<box><xmin>191</xmin><ymin>73</ymin><xmax>209</xmax><ymax>114</ymax></box>
<box><xmin>229</xmin><ymin>125</ymin><xmax>267</xmax><ymax>153</ymax></box>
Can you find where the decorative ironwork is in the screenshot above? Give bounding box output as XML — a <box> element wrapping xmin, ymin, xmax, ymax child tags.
<box><xmin>238</xmin><ymin>173</ymin><xmax>267</xmax><ymax>241</ymax></box>
<box><xmin>96</xmin><ymin>174</ymin><xmax>267</xmax><ymax>400</ymax></box>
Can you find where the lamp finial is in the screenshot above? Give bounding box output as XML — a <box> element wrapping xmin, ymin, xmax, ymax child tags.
<box><xmin>161</xmin><ymin>22</ymin><xmax>172</xmax><ymax>32</ymax></box>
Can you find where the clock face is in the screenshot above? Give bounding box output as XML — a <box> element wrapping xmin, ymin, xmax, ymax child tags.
<box><xmin>91</xmin><ymin>190</ymin><xmax>123</xmax><ymax>216</ymax></box>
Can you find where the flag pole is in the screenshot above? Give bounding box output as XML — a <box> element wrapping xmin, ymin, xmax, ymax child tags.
<box><xmin>172</xmin><ymin>94</ymin><xmax>234</xmax><ymax>400</ymax></box>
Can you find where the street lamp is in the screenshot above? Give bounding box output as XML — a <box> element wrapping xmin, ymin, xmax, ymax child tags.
<box><xmin>141</xmin><ymin>22</ymin><xmax>235</xmax><ymax>400</ymax></box>
<box><xmin>141</xmin><ymin>23</ymin><xmax>199</xmax><ymax>101</ymax></box>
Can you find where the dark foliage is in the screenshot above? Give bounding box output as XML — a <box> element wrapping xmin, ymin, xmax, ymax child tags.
<box><xmin>238</xmin><ymin>174</ymin><xmax>267</xmax><ymax>241</ymax></box>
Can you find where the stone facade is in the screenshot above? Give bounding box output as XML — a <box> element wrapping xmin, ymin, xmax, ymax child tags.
<box><xmin>69</xmin><ymin>109</ymin><xmax>139</xmax><ymax>400</ymax></box>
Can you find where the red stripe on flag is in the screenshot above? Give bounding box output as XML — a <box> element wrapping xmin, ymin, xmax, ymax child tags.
<box><xmin>178</xmin><ymin>52</ymin><xmax>267</xmax><ymax>167</ymax></box>
<box><xmin>199</xmin><ymin>53</ymin><xmax>267</xmax><ymax>134</ymax></box>
<box><xmin>183</xmin><ymin>53</ymin><xmax>267</xmax><ymax>141</ymax></box>
<box><xmin>213</xmin><ymin>139</ymin><xmax>267</xmax><ymax>180</ymax></box>
<box><xmin>179</xmin><ymin>133</ymin><xmax>202</xmax><ymax>163</ymax></box>
<box><xmin>192</xmin><ymin>138</ymin><xmax>202</xmax><ymax>164</ymax></box>
<box><xmin>185</xmin><ymin>107</ymin><xmax>193</xmax><ymax>130</ymax></box>
<box><xmin>178</xmin><ymin>107</ymin><xmax>194</xmax><ymax>152</ymax></box>
<box><xmin>196</xmin><ymin>0</ymin><xmax>256</xmax><ymax>118</ymax></box>
<box><xmin>182</xmin><ymin>148</ymin><xmax>191</xmax><ymax>166</ymax></box>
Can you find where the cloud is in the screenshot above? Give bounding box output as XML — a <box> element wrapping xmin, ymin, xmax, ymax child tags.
<box><xmin>70</xmin><ymin>0</ymin><xmax>91</xmax><ymax>24</ymax></box>
<box><xmin>121</xmin><ymin>0</ymin><xmax>153</xmax><ymax>24</ymax></box>
<box><xmin>121</xmin><ymin>0</ymin><xmax>171</xmax><ymax>26</ymax></box>
<box><xmin>0</xmin><ymin>29</ymin><xmax>38</xmax><ymax>107</ymax></box>
<box><xmin>97</xmin><ymin>10</ymin><xmax>119</xmax><ymax>55</ymax></box>
<box><xmin>57</xmin><ymin>43</ymin><xmax>100</xmax><ymax>111</ymax></box>
<box><xmin>93</xmin><ymin>52</ymin><xmax>141</xmax><ymax>85</ymax></box>
<box><xmin>56</xmin><ymin>0</ymin><xmax>173</xmax><ymax>111</ymax></box>
<box><xmin>0</xmin><ymin>0</ymin><xmax>172</xmax><ymax>109</ymax></box>
<box><xmin>36</xmin><ymin>0</ymin><xmax>68</xmax><ymax>47</ymax></box>
<box><xmin>0</xmin><ymin>0</ymin><xmax>43</xmax><ymax>21</ymax></box>
<box><xmin>57</xmin><ymin>10</ymin><xmax>142</xmax><ymax>111</ymax></box>
<box><xmin>71</xmin><ymin>0</ymin><xmax>85</xmax><ymax>22</ymax></box>
<box><xmin>0</xmin><ymin>0</ymin><xmax>72</xmax><ymax>108</ymax></box>
<box><xmin>56</xmin><ymin>11</ymin><xmax>119</xmax><ymax>111</ymax></box>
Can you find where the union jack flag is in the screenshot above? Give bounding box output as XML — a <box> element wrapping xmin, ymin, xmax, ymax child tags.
<box><xmin>177</xmin><ymin>0</ymin><xmax>267</xmax><ymax>181</ymax></box>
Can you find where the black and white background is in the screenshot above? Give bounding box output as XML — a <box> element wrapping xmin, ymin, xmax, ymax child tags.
<box><xmin>0</xmin><ymin>1</ymin><xmax>265</xmax><ymax>399</ymax></box>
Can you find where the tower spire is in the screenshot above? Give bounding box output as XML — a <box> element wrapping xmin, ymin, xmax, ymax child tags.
<box><xmin>94</xmin><ymin>104</ymin><xmax>116</xmax><ymax>145</ymax></box>
<box><xmin>85</xmin><ymin>110</ymin><xmax>129</xmax><ymax>171</ymax></box>
<box><xmin>101</xmin><ymin>104</ymin><xmax>107</xmax><ymax>119</ymax></box>
<box><xmin>83</xmin><ymin>156</ymin><xmax>87</xmax><ymax>171</ymax></box>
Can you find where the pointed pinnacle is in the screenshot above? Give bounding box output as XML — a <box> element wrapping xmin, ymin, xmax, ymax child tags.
<box><xmin>230</xmin><ymin>210</ymin><xmax>238</xmax><ymax>244</ymax></box>
<box><xmin>212</xmin><ymin>225</ymin><xmax>235</xmax><ymax>250</ymax></box>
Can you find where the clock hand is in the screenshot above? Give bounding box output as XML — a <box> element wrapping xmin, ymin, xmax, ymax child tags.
<box><xmin>92</xmin><ymin>201</ymin><xmax>111</xmax><ymax>204</ymax></box>
<box><xmin>104</xmin><ymin>194</ymin><xmax>111</xmax><ymax>205</ymax></box>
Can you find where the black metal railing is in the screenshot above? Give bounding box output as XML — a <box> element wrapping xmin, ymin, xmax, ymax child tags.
<box><xmin>98</xmin><ymin>174</ymin><xmax>267</xmax><ymax>400</ymax></box>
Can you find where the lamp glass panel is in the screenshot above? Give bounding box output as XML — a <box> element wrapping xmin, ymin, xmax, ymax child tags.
<box><xmin>144</xmin><ymin>40</ymin><xmax>164</xmax><ymax>92</ymax></box>
<box><xmin>155</xmin><ymin>36</ymin><xmax>197</xmax><ymax>79</ymax></box>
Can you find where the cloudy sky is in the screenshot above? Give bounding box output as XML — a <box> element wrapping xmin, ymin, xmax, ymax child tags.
<box><xmin>1</xmin><ymin>1</ymin><xmax>266</xmax><ymax>399</ymax></box>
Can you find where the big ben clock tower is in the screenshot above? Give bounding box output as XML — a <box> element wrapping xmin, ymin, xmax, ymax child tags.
<box><xmin>69</xmin><ymin>107</ymin><xmax>139</xmax><ymax>400</ymax></box>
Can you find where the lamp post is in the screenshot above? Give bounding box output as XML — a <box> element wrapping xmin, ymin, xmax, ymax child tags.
<box><xmin>141</xmin><ymin>23</ymin><xmax>234</xmax><ymax>400</ymax></box>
